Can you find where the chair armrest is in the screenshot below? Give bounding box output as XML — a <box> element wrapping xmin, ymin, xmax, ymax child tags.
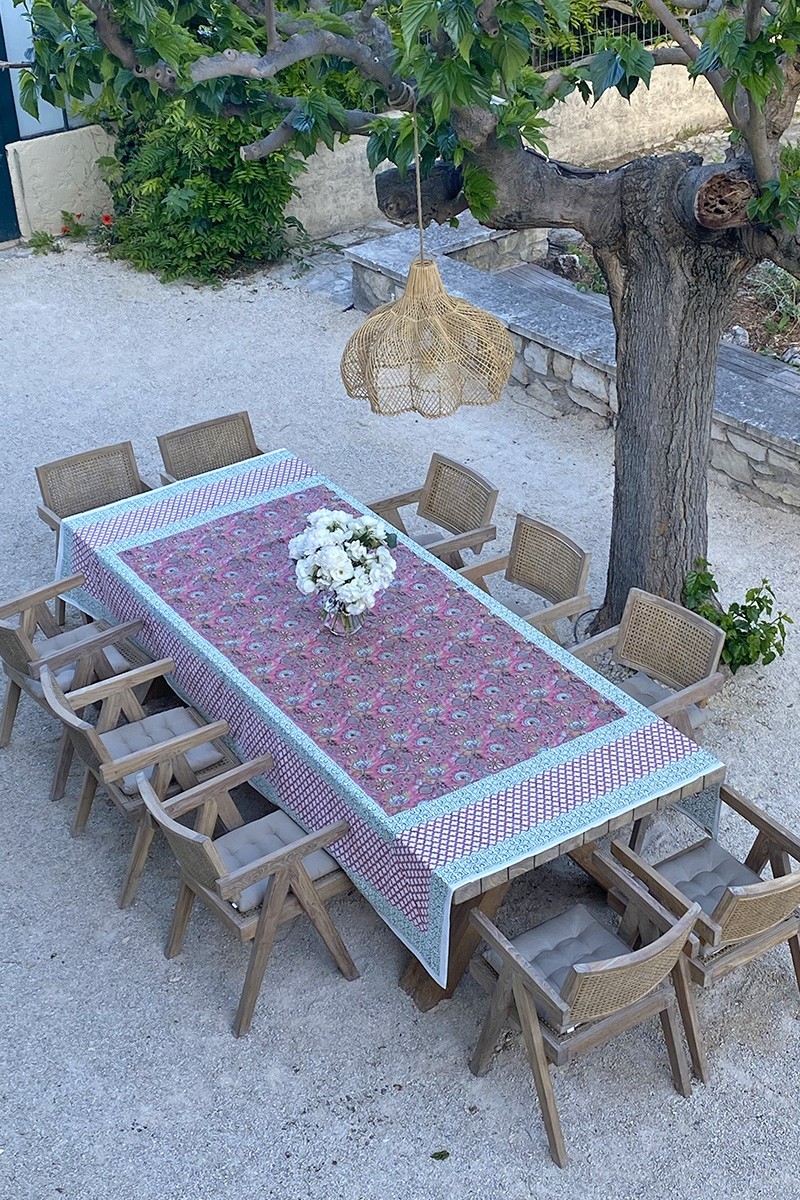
<box><xmin>591</xmin><ymin>848</ymin><xmax>684</xmax><ymax>938</ymax></box>
<box><xmin>138</xmin><ymin>477</ymin><xmax>153</xmax><ymax>494</ymax></box>
<box><xmin>470</xmin><ymin>909</ymin><xmax>571</xmax><ymax>1027</ymax></box>
<box><xmin>721</xmin><ymin>785</ymin><xmax>800</xmax><ymax>863</ymax></box>
<box><xmin>0</xmin><ymin>573</ymin><xmax>86</xmax><ymax>619</ymax></box>
<box><xmin>100</xmin><ymin>719</ymin><xmax>229</xmax><ymax>784</ymax></box>
<box><xmin>458</xmin><ymin>556</ymin><xmax>509</xmax><ymax>585</ymax></box>
<box><xmin>570</xmin><ymin>624</ymin><xmax>620</xmax><ymax>663</ymax></box>
<box><xmin>216</xmin><ymin>818</ymin><xmax>350</xmax><ymax>901</ymax></box>
<box><xmin>66</xmin><ymin>658</ymin><xmax>174</xmax><ymax>707</ymax></box>
<box><xmin>610</xmin><ymin>840</ymin><xmax>722</xmax><ymax>947</ymax></box>
<box><xmin>368</xmin><ymin>487</ymin><xmax>424</xmax><ymax>513</ymax></box>
<box><xmin>36</xmin><ymin>504</ymin><xmax>62</xmax><ymax>533</ymax></box>
<box><xmin>30</xmin><ymin>619</ymin><xmax>145</xmax><ymax>677</ymax></box>
<box><xmin>650</xmin><ymin>672</ymin><xmax>726</xmax><ymax>720</ymax></box>
<box><xmin>523</xmin><ymin>592</ymin><xmax>593</xmax><ymax>631</ymax></box>
<box><xmin>160</xmin><ymin>472</ymin><xmax>177</xmax><ymax>486</ymax></box>
<box><xmin>163</xmin><ymin>753</ymin><xmax>275</xmax><ymax>820</ymax></box>
<box><xmin>425</xmin><ymin>525</ymin><xmax>497</xmax><ymax>561</ymax></box>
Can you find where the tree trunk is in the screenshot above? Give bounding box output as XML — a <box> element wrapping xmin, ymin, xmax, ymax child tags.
<box><xmin>593</xmin><ymin>155</ymin><xmax>752</xmax><ymax>628</ymax></box>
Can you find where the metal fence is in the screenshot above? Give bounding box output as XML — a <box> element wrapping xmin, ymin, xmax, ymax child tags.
<box><xmin>532</xmin><ymin>2</ymin><xmax>686</xmax><ymax>73</ymax></box>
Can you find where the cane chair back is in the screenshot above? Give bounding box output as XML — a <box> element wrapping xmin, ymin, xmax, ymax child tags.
<box><xmin>36</xmin><ymin>442</ymin><xmax>147</xmax><ymax>519</ymax></box>
<box><xmin>140</xmin><ymin>783</ymin><xmax>229</xmax><ymax>890</ymax></box>
<box><xmin>506</xmin><ymin>515</ymin><xmax>590</xmax><ymax>606</ymax></box>
<box><xmin>157</xmin><ymin>412</ymin><xmax>261</xmax><ymax>482</ymax></box>
<box><xmin>711</xmin><ymin>873</ymin><xmax>800</xmax><ymax>945</ymax></box>
<box><xmin>615</xmin><ymin>589</ymin><xmax>725</xmax><ymax>692</ymax></box>
<box><xmin>417</xmin><ymin>453</ymin><xmax>498</xmax><ymax>538</ymax></box>
<box><xmin>563</xmin><ymin>906</ymin><xmax>698</xmax><ymax>1025</ymax></box>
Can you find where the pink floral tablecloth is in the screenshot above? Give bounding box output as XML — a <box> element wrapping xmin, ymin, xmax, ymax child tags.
<box><xmin>57</xmin><ymin>450</ymin><xmax>724</xmax><ymax>984</ymax></box>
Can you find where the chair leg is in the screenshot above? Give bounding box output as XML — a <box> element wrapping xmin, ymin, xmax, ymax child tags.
<box><xmin>118</xmin><ymin>812</ymin><xmax>156</xmax><ymax>908</ymax></box>
<box><xmin>469</xmin><ymin>965</ymin><xmax>514</xmax><ymax>1077</ymax></box>
<box><xmin>165</xmin><ymin>883</ymin><xmax>196</xmax><ymax>959</ymax></box>
<box><xmin>71</xmin><ymin>769</ymin><xmax>98</xmax><ymax>836</ymax></box>
<box><xmin>288</xmin><ymin>865</ymin><xmax>359</xmax><ymax>981</ymax></box>
<box><xmin>512</xmin><ymin>977</ymin><xmax>568</xmax><ymax>1168</ymax></box>
<box><xmin>659</xmin><ymin>999</ymin><xmax>692</xmax><ymax>1098</ymax></box>
<box><xmin>788</xmin><ymin>934</ymin><xmax>800</xmax><ymax>992</ymax></box>
<box><xmin>0</xmin><ymin>679</ymin><xmax>22</xmax><ymax>748</ymax></box>
<box><xmin>672</xmin><ymin>956</ymin><xmax>710</xmax><ymax>1083</ymax></box>
<box><xmin>50</xmin><ymin>729</ymin><xmax>74</xmax><ymax>801</ymax></box>
<box><xmin>233</xmin><ymin>871</ymin><xmax>291</xmax><ymax>1038</ymax></box>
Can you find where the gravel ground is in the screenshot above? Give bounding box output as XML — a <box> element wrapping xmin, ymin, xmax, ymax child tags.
<box><xmin>1</xmin><ymin>243</ymin><xmax>799</xmax><ymax>1200</ymax></box>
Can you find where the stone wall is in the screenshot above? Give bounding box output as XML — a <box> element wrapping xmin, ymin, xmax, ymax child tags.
<box><xmin>347</xmin><ymin>222</ymin><xmax>800</xmax><ymax>518</ymax></box>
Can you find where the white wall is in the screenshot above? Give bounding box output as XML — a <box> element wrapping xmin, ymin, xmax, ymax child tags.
<box><xmin>7</xmin><ymin>124</ymin><xmax>114</xmax><ymax>236</ymax></box>
<box><xmin>285</xmin><ymin>136</ymin><xmax>384</xmax><ymax>238</ymax></box>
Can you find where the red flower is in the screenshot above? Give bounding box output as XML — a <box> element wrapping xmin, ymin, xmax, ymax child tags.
<box><xmin>75</xmin><ymin>213</ymin><xmax>83</xmax><ymax>220</ymax></box>
<box><xmin>100</xmin><ymin>214</ymin><xmax>113</xmax><ymax>227</ymax></box>
<box><xmin>60</xmin><ymin>225</ymin><xmax>69</xmax><ymax>234</ymax></box>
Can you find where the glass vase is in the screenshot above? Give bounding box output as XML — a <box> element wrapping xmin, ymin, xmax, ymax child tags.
<box><xmin>320</xmin><ymin>591</ymin><xmax>365</xmax><ymax>637</ymax></box>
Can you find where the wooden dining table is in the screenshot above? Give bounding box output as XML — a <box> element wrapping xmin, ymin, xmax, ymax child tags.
<box><xmin>56</xmin><ymin>448</ymin><xmax>725</xmax><ymax>1007</ymax></box>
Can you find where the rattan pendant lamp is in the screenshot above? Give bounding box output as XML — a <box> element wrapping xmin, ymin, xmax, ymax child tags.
<box><xmin>340</xmin><ymin>115</ymin><xmax>515</xmax><ymax>419</ymax></box>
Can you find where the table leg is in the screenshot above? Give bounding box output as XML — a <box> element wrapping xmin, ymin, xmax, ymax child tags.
<box><xmin>400</xmin><ymin>882</ymin><xmax>511</xmax><ymax>1012</ymax></box>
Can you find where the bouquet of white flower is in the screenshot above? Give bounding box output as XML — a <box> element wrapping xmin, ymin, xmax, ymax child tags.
<box><xmin>288</xmin><ymin>507</ymin><xmax>398</xmax><ymax>618</ymax></box>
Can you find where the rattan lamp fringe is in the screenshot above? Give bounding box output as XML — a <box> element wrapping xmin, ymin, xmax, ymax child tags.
<box><xmin>340</xmin><ymin>118</ymin><xmax>514</xmax><ymax>418</ymax></box>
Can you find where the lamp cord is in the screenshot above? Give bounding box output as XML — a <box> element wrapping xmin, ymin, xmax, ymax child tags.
<box><xmin>412</xmin><ymin>107</ymin><xmax>425</xmax><ymax>264</ymax></box>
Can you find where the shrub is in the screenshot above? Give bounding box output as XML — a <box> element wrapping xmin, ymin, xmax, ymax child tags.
<box><xmin>101</xmin><ymin>103</ymin><xmax>309</xmax><ymax>282</ymax></box>
<box><xmin>683</xmin><ymin>558</ymin><xmax>791</xmax><ymax>673</ymax></box>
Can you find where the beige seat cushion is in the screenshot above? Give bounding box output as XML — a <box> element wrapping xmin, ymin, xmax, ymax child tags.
<box><xmin>616</xmin><ymin>671</ymin><xmax>707</xmax><ymax>731</ymax></box>
<box><xmin>216</xmin><ymin>811</ymin><xmax>338</xmax><ymax>913</ymax></box>
<box><xmin>26</xmin><ymin>624</ymin><xmax>130</xmax><ymax>696</ymax></box>
<box><xmin>100</xmin><ymin>707</ymin><xmax>223</xmax><ymax>794</ymax></box>
<box><xmin>656</xmin><ymin>838</ymin><xmax>761</xmax><ymax>917</ymax></box>
<box><xmin>485</xmin><ymin>903</ymin><xmax>629</xmax><ymax>995</ymax></box>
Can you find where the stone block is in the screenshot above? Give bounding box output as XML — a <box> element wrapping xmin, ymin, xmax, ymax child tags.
<box><xmin>552</xmin><ymin>352</ymin><xmax>574</xmax><ymax>381</ymax></box>
<box><xmin>767</xmin><ymin>446</ymin><xmax>800</xmax><ymax>473</ymax></box>
<box><xmin>571</xmin><ymin>360</ymin><xmax>609</xmax><ymax>400</ymax></box>
<box><xmin>608</xmin><ymin>380</ymin><xmax>618</xmax><ymax>414</ymax></box>
<box><xmin>710</xmin><ymin>440</ymin><xmax>753</xmax><ymax>485</ymax></box>
<box><xmin>566</xmin><ymin>386</ymin><xmax>612</xmax><ymax>421</ymax></box>
<box><xmin>757</xmin><ymin>478</ymin><xmax>800</xmax><ymax>508</ymax></box>
<box><xmin>510</xmin><ymin>357</ymin><xmax>530</xmax><ymax>386</ymax></box>
<box><xmin>526</xmin><ymin>378</ymin><xmax>578</xmax><ymax>416</ymax></box>
<box><xmin>522</xmin><ymin>340</ymin><xmax>551</xmax><ymax>376</ymax></box>
<box><xmin>710</xmin><ymin>421</ymin><xmax>726</xmax><ymax>442</ymax></box>
<box><xmin>727</xmin><ymin>431</ymin><xmax>767</xmax><ymax>462</ymax></box>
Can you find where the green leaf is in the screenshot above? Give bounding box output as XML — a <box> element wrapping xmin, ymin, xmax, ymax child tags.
<box><xmin>30</xmin><ymin>0</ymin><xmax>68</xmax><ymax>38</ymax></box>
<box><xmin>19</xmin><ymin>69</ymin><xmax>40</xmax><ymax>119</ymax></box>
<box><xmin>401</xmin><ymin>0</ymin><xmax>437</xmax><ymax>49</ymax></box>
<box><xmin>587</xmin><ymin>49</ymin><xmax>624</xmax><ymax>101</ymax></box>
<box><xmin>430</xmin><ymin>1150</ymin><xmax>450</xmax><ymax>1161</ymax></box>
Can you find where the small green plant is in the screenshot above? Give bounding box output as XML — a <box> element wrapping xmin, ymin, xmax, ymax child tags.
<box><xmin>683</xmin><ymin>559</ymin><xmax>792</xmax><ymax>673</ymax></box>
<box><xmin>27</xmin><ymin>230</ymin><xmax>61</xmax><ymax>255</ymax></box>
<box><xmin>59</xmin><ymin>210</ymin><xmax>89</xmax><ymax>238</ymax></box>
<box><xmin>567</xmin><ymin>241</ymin><xmax>608</xmax><ymax>295</ymax></box>
<box><xmin>751</xmin><ymin>261</ymin><xmax>800</xmax><ymax>337</ymax></box>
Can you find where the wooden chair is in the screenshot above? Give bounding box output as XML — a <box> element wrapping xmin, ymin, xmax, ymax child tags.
<box><xmin>572</xmin><ymin>587</ymin><xmax>725</xmax><ymax>740</ymax></box>
<box><xmin>35</xmin><ymin>442</ymin><xmax>150</xmax><ymax>622</ymax></box>
<box><xmin>40</xmin><ymin>660</ymin><xmax>239</xmax><ymax>907</ymax></box>
<box><xmin>610</xmin><ymin>784</ymin><xmax>800</xmax><ymax>997</ymax></box>
<box><xmin>0</xmin><ymin>573</ymin><xmax>148</xmax><ymax>800</ymax></box>
<box><xmin>459</xmin><ymin>514</ymin><xmax>592</xmax><ymax>644</ymax></box>
<box><xmin>157</xmin><ymin>412</ymin><xmax>263</xmax><ymax>484</ymax></box>
<box><xmin>368</xmin><ymin>453</ymin><xmax>498</xmax><ymax>567</ymax></box>
<box><xmin>137</xmin><ymin>767</ymin><xmax>359</xmax><ymax>1036</ymax></box>
<box><xmin>468</xmin><ymin>850</ymin><xmax>703</xmax><ymax>1167</ymax></box>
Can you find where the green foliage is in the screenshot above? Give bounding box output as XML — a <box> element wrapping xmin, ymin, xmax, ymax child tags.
<box><xmin>106</xmin><ymin>103</ymin><xmax>309</xmax><ymax>280</ymax></box>
<box><xmin>59</xmin><ymin>209</ymin><xmax>89</xmax><ymax>237</ymax></box>
<box><xmin>683</xmin><ymin>559</ymin><xmax>792</xmax><ymax>674</ymax></box>
<box><xmin>567</xmin><ymin>241</ymin><xmax>608</xmax><ymax>293</ymax></box>
<box><xmin>579</xmin><ymin>34</ymin><xmax>654</xmax><ymax>102</ymax></box>
<box><xmin>27</xmin><ymin>229</ymin><xmax>62</xmax><ymax>254</ymax></box>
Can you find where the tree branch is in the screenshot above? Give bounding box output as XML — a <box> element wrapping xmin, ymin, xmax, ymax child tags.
<box><xmin>240</xmin><ymin>104</ymin><xmax>374</xmax><ymax>159</ymax></box>
<box><xmin>543</xmin><ymin>44</ymin><xmax>693</xmax><ymax>99</ymax></box>
<box><xmin>189</xmin><ymin>33</ymin><xmax>413</xmax><ymax>108</ymax></box>
<box><xmin>81</xmin><ymin>0</ymin><xmax>176</xmax><ymax>88</ymax></box>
